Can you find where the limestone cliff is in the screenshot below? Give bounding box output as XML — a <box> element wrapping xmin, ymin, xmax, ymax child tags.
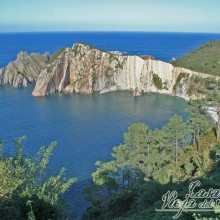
<box><xmin>0</xmin><ymin>51</ymin><xmax>50</xmax><ymax>87</ymax></box>
<box><xmin>32</xmin><ymin>43</ymin><xmax>215</xmax><ymax>99</ymax></box>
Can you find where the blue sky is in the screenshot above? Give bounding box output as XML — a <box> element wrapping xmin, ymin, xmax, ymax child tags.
<box><xmin>0</xmin><ymin>0</ymin><xmax>220</xmax><ymax>32</ymax></box>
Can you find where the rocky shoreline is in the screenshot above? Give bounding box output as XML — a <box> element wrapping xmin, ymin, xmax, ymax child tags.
<box><xmin>0</xmin><ymin>42</ymin><xmax>218</xmax><ymax>122</ymax></box>
<box><xmin>31</xmin><ymin>43</ymin><xmax>217</xmax><ymax>100</ymax></box>
<box><xmin>0</xmin><ymin>43</ymin><xmax>218</xmax><ymax>115</ymax></box>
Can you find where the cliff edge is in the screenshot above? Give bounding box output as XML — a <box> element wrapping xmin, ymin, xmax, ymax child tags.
<box><xmin>0</xmin><ymin>51</ymin><xmax>50</xmax><ymax>87</ymax></box>
<box><xmin>32</xmin><ymin>43</ymin><xmax>215</xmax><ymax>100</ymax></box>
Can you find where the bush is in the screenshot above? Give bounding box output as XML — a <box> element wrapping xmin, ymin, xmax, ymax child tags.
<box><xmin>0</xmin><ymin>136</ymin><xmax>77</xmax><ymax>220</ymax></box>
<box><xmin>153</xmin><ymin>74</ymin><xmax>163</xmax><ymax>90</ymax></box>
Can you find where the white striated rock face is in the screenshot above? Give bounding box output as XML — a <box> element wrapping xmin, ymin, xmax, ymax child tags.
<box><xmin>0</xmin><ymin>51</ymin><xmax>50</xmax><ymax>87</ymax></box>
<box><xmin>206</xmin><ymin>107</ymin><xmax>218</xmax><ymax>122</ymax></box>
<box><xmin>32</xmin><ymin>43</ymin><xmax>216</xmax><ymax>99</ymax></box>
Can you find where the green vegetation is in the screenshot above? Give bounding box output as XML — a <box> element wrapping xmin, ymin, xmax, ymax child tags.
<box><xmin>0</xmin><ymin>137</ymin><xmax>76</xmax><ymax>219</ymax></box>
<box><xmin>82</xmin><ymin>77</ymin><xmax>220</xmax><ymax>220</ymax></box>
<box><xmin>82</xmin><ymin>119</ymin><xmax>219</xmax><ymax>219</ymax></box>
<box><xmin>152</xmin><ymin>74</ymin><xmax>163</xmax><ymax>90</ymax></box>
<box><xmin>46</xmin><ymin>47</ymin><xmax>67</xmax><ymax>73</ymax></box>
<box><xmin>73</xmin><ymin>44</ymin><xmax>81</xmax><ymax>56</ymax></box>
<box><xmin>187</xmin><ymin>75</ymin><xmax>205</xmax><ymax>96</ymax></box>
<box><xmin>173</xmin><ymin>72</ymin><xmax>189</xmax><ymax>91</ymax></box>
<box><xmin>47</xmin><ymin>66</ymin><xmax>53</xmax><ymax>73</ymax></box>
<box><xmin>2</xmin><ymin>46</ymin><xmax>219</xmax><ymax>218</ymax></box>
<box><xmin>48</xmin><ymin>48</ymin><xmax>66</xmax><ymax>64</ymax></box>
<box><xmin>173</xmin><ymin>40</ymin><xmax>220</xmax><ymax>76</ymax></box>
<box><xmin>199</xmin><ymin>77</ymin><xmax>220</xmax><ymax>140</ymax></box>
<box><xmin>187</xmin><ymin>77</ymin><xmax>220</xmax><ymax>141</ymax></box>
<box><xmin>108</xmin><ymin>54</ymin><xmax>124</xmax><ymax>69</ymax></box>
<box><xmin>75</xmin><ymin>42</ymin><xmax>104</xmax><ymax>52</ymax></box>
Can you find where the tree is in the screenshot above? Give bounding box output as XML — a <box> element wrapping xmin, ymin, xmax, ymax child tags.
<box><xmin>123</xmin><ymin>123</ymin><xmax>149</xmax><ymax>169</ymax></box>
<box><xmin>199</xmin><ymin>77</ymin><xmax>220</xmax><ymax>140</ymax></box>
<box><xmin>83</xmin><ymin>112</ymin><xmax>220</xmax><ymax>220</ymax></box>
<box><xmin>0</xmin><ymin>136</ymin><xmax>77</xmax><ymax>220</ymax></box>
<box><xmin>162</xmin><ymin>115</ymin><xmax>191</xmax><ymax>167</ymax></box>
<box><xmin>92</xmin><ymin>160</ymin><xmax>118</xmax><ymax>198</ymax></box>
<box><xmin>187</xmin><ymin>100</ymin><xmax>212</xmax><ymax>151</ymax></box>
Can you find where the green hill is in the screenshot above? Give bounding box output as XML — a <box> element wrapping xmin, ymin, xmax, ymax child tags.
<box><xmin>172</xmin><ymin>40</ymin><xmax>220</xmax><ymax>76</ymax></box>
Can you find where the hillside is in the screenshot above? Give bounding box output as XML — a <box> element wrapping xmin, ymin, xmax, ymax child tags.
<box><xmin>173</xmin><ymin>40</ymin><xmax>220</xmax><ymax>76</ymax></box>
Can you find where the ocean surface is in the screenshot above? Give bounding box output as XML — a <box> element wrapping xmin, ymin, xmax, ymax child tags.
<box><xmin>0</xmin><ymin>32</ymin><xmax>220</xmax><ymax>217</ymax></box>
<box><xmin>1</xmin><ymin>32</ymin><xmax>220</xmax><ymax>67</ymax></box>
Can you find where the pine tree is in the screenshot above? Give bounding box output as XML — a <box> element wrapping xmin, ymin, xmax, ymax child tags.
<box><xmin>199</xmin><ymin>77</ymin><xmax>220</xmax><ymax>140</ymax></box>
<box><xmin>187</xmin><ymin>100</ymin><xmax>212</xmax><ymax>151</ymax></box>
<box><xmin>162</xmin><ymin>115</ymin><xmax>191</xmax><ymax>167</ymax></box>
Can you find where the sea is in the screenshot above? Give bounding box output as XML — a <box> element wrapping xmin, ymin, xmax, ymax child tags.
<box><xmin>0</xmin><ymin>32</ymin><xmax>220</xmax><ymax>217</ymax></box>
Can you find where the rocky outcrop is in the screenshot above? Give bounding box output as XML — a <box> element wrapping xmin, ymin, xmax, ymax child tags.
<box><xmin>32</xmin><ymin>43</ymin><xmax>216</xmax><ymax>99</ymax></box>
<box><xmin>0</xmin><ymin>51</ymin><xmax>50</xmax><ymax>87</ymax></box>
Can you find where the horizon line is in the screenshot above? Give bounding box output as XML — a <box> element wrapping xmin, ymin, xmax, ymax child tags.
<box><xmin>0</xmin><ymin>30</ymin><xmax>220</xmax><ymax>35</ymax></box>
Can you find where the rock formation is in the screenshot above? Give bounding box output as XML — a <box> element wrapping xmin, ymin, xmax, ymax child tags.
<box><xmin>0</xmin><ymin>51</ymin><xmax>50</xmax><ymax>87</ymax></box>
<box><xmin>32</xmin><ymin>43</ymin><xmax>215</xmax><ymax>100</ymax></box>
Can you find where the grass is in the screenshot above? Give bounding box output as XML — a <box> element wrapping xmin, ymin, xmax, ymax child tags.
<box><xmin>172</xmin><ymin>40</ymin><xmax>220</xmax><ymax>76</ymax></box>
<box><xmin>47</xmin><ymin>47</ymin><xmax>66</xmax><ymax>64</ymax></box>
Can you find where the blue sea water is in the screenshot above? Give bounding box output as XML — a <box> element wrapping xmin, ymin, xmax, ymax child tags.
<box><xmin>1</xmin><ymin>32</ymin><xmax>220</xmax><ymax>67</ymax></box>
<box><xmin>0</xmin><ymin>32</ymin><xmax>220</xmax><ymax>217</ymax></box>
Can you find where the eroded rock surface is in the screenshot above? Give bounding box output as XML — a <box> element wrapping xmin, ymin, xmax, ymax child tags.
<box><xmin>32</xmin><ymin>43</ymin><xmax>216</xmax><ymax>99</ymax></box>
<box><xmin>0</xmin><ymin>51</ymin><xmax>50</xmax><ymax>87</ymax></box>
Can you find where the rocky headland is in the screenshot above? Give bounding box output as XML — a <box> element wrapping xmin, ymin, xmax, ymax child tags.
<box><xmin>0</xmin><ymin>43</ymin><xmax>218</xmax><ymax>102</ymax></box>
<box><xmin>31</xmin><ymin>43</ymin><xmax>216</xmax><ymax>101</ymax></box>
<box><xmin>0</xmin><ymin>51</ymin><xmax>50</xmax><ymax>87</ymax></box>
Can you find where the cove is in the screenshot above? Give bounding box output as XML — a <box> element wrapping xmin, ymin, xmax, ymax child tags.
<box><xmin>0</xmin><ymin>85</ymin><xmax>188</xmax><ymax>215</ymax></box>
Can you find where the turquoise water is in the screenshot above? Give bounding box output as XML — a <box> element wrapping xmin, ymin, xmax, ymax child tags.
<box><xmin>0</xmin><ymin>85</ymin><xmax>187</xmax><ymax>215</ymax></box>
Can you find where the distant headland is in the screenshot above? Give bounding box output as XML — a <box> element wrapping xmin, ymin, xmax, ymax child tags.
<box><xmin>0</xmin><ymin>41</ymin><xmax>219</xmax><ymax>101</ymax></box>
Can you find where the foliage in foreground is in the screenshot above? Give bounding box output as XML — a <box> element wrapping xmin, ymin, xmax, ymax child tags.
<box><xmin>0</xmin><ymin>137</ymin><xmax>77</xmax><ymax>220</ymax></box>
<box><xmin>82</xmin><ymin>98</ymin><xmax>220</xmax><ymax>219</ymax></box>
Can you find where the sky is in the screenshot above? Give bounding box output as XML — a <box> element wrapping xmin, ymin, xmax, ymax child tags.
<box><xmin>0</xmin><ymin>0</ymin><xmax>220</xmax><ymax>33</ymax></box>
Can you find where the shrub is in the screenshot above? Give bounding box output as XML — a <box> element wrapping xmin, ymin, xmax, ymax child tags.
<box><xmin>0</xmin><ymin>136</ymin><xmax>77</xmax><ymax>220</ymax></box>
<box><xmin>153</xmin><ymin>74</ymin><xmax>163</xmax><ymax>90</ymax></box>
